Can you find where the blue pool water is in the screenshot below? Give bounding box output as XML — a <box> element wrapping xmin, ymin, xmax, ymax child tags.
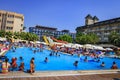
<box><xmin>4</xmin><ymin>47</ymin><xmax>120</xmax><ymax>71</ymax></box>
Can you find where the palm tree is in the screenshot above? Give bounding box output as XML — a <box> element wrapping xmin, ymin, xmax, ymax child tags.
<box><xmin>0</xmin><ymin>30</ymin><xmax>6</xmax><ymax>37</ymax></box>
<box><xmin>5</xmin><ymin>31</ymin><xmax>12</xmax><ymax>40</ymax></box>
<box><xmin>14</xmin><ymin>32</ymin><xmax>20</xmax><ymax>39</ymax></box>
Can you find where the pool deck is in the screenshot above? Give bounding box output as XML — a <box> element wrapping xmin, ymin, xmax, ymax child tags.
<box><xmin>0</xmin><ymin>70</ymin><xmax>120</xmax><ymax>80</ymax></box>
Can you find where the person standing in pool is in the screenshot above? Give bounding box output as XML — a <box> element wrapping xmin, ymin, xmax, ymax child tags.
<box><xmin>111</xmin><ymin>61</ymin><xmax>118</xmax><ymax>69</ymax></box>
<box><xmin>30</xmin><ymin>58</ymin><xmax>35</xmax><ymax>74</ymax></box>
<box><xmin>11</xmin><ymin>57</ymin><xmax>18</xmax><ymax>70</ymax></box>
<box><xmin>40</xmin><ymin>44</ymin><xmax>43</xmax><ymax>52</ymax></box>
<box><xmin>84</xmin><ymin>56</ymin><xmax>88</xmax><ymax>62</ymax></box>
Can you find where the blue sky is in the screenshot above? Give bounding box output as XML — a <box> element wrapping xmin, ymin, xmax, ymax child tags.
<box><xmin>0</xmin><ymin>0</ymin><xmax>120</xmax><ymax>32</ymax></box>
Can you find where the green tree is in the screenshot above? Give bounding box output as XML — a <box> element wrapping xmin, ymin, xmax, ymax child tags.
<box><xmin>14</xmin><ymin>32</ymin><xmax>20</xmax><ymax>39</ymax></box>
<box><xmin>0</xmin><ymin>30</ymin><xmax>6</xmax><ymax>37</ymax></box>
<box><xmin>75</xmin><ymin>33</ymin><xmax>99</xmax><ymax>44</ymax></box>
<box><xmin>76</xmin><ymin>32</ymin><xmax>84</xmax><ymax>37</ymax></box>
<box><xmin>58</xmin><ymin>34</ymin><xmax>72</xmax><ymax>43</ymax></box>
<box><xmin>25</xmin><ymin>32</ymin><xmax>39</xmax><ymax>41</ymax></box>
<box><xmin>5</xmin><ymin>31</ymin><xmax>12</xmax><ymax>40</ymax></box>
<box><xmin>88</xmin><ymin>33</ymin><xmax>99</xmax><ymax>44</ymax></box>
<box><xmin>108</xmin><ymin>31</ymin><xmax>120</xmax><ymax>46</ymax></box>
<box><xmin>0</xmin><ymin>30</ymin><xmax>39</xmax><ymax>41</ymax></box>
<box><xmin>20</xmin><ymin>32</ymin><xmax>26</xmax><ymax>40</ymax></box>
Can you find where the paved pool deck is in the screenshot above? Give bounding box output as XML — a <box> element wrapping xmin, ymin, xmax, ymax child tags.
<box><xmin>0</xmin><ymin>69</ymin><xmax>120</xmax><ymax>80</ymax></box>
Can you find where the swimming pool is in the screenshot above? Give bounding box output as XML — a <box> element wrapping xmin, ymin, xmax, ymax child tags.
<box><xmin>4</xmin><ymin>47</ymin><xmax>120</xmax><ymax>71</ymax></box>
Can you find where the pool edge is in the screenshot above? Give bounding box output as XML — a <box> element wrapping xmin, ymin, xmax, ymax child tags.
<box><xmin>0</xmin><ymin>69</ymin><xmax>120</xmax><ymax>78</ymax></box>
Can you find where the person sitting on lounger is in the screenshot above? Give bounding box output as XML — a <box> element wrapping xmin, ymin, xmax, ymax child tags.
<box><xmin>1</xmin><ymin>58</ymin><xmax>10</xmax><ymax>73</ymax></box>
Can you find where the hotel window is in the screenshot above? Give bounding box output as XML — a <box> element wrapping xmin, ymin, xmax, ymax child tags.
<box><xmin>117</xmin><ymin>19</ymin><xmax>120</xmax><ymax>21</ymax></box>
<box><xmin>104</xmin><ymin>27</ymin><xmax>108</xmax><ymax>30</ymax></box>
<box><xmin>15</xmin><ymin>16</ymin><xmax>21</xmax><ymax>19</ymax></box>
<box><xmin>57</xmin><ymin>32</ymin><xmax>59</xmax><ymax>35</ymax></box>
<box><xmin>110</xmin><ymin>20</ymin><xmax>115</xmax><ymax>23</ymax></box>
<box><xmin>21</xmin><ymin>24</ymin><xmax>23</xmax><ymax>27</ymax></box>
<box><xmin>33</xmin><ymin>29</ymin><xmax>35</xmax><ymax>31</ymax></box>
<box><xmin>6</xmin><ymin>27</ymin><xmax>13</xmax><ymax>30</ymax></box>
<box><xmin>8</xmin><ymin>15</ymin><xmax>14</xmax><ymax>18</ymax></box>
<box><xmin>21</xmin><ymin>18</ymin><xmax>24</xmax><ymax>21</ymax></box>
<box><xmin>7</xmin><ymin>21</ymin><xmax>14</xmax><ymax>24</ymax></box>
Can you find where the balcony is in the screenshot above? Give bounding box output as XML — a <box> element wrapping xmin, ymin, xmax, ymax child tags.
<box><xmin>112</xmin><ymin>27</ymin><xmax>118</xmax><ymax>29</ymax></box>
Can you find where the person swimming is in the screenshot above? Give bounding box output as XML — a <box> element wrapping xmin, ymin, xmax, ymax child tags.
<box><xmin>100</xmin><ymin>62</ymin><xmax>105</xmax><ymax>67</ymax></box>
<box><xmin>19</xmin><ymin>56</ymin><xmax>23</xmax><ymax>60</ymax></box>
<box><xmin>44</xmin><ymin>57</ymin><xmax>48</xmax><ymax>63</ymax></box>
<box><xmin>19</xmin><ymin>62</ymin><xmax>24</xmax><ymax>71</ymax></box>
<box><xmin>84</xmin><ymin>56</ymin><xmax>88</xmax><ymax>62</ymax></box>
<box><xmin>49</xmin><ymin>52</ymin><xmax>52</xmax><ymax>56</ymax></box>
<box><xmin>73</xmin><ymin>61</ymin><xmax>78</xmax><ymax>67</ymax></box>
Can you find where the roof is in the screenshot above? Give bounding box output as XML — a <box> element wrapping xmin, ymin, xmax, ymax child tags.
<box><xmin>93</xmin><ymin>16</ymin><xmax>99</xmax><ymax>20</ymax></box>
<box><xmin>85</xmin><ymin>14</ymin><xmax>93</xmax><ymax>19</ymax></box>
<box><xmin>76</xmin><ymin>17</ymin><xmax>120</xmax><ymax>30</ymax></box>
<box><xmin>29</xmin><ymin>25</ymin><xmax>57</xmax><ymax>31</ymax></box>
<box><xmin>61</xmin><ymin>30</ymin><xmax>69</xmax><ymax>33</ymax></box>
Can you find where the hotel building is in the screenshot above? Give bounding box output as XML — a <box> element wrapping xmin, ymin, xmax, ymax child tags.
<box><xmin>29</xmin><ymin>25</ymin><xmax>76</xmax><ymax>41</ymax></box>
<box><xmin>0</xmin><ymin>10</ymin><xmax>24</xmax><ymax>32</ymax></box>
<box><xmin>76</xmin><ymin>14</ymin><xmax>120</xmax><ymax>42</ymax></box>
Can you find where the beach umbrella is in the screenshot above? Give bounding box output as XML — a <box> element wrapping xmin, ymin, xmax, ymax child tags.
<box><xmin>30</xmin><ymin>41</ymin><xmax>34</xmax><ymax>44</ymax></box>
<box><xmin>93</xmin><ymin>46</ymin><xmax>105</xmax><ymax>50</ymax></box>
<box><xmin>35</xmin><ymin>41</ymin><xmax>41</xmax><ymax>44</ymax></box>
<box><xmin>105</xmin><ymin>48</ymin><xmax>113</xmax><ymax>51</ymax></box>
<box><xmin>71</xmin><ymin>44</ymin><xmax>83</xmax><ymax>49</ymax></box>
<box><xmin>61</xmin><ymin>44</ymin><xmax>71</xmax><ymax>47</ymax></box>
<box><xmin>0</xmin><ymin>37</ymin><xmax>6</xmax><ymax>41</ymax></box>
<box><xmin>83</xmin><ymin>44</ymin><xmax>94</xmax><ymax>49</ymax></box>
<box><xmin>40</xmin><ymin>42</ymin><xmax>47</xmax><ymax>45</ymax></box>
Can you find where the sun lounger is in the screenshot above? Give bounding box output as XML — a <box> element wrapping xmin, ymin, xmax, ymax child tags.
<box><xmin>0</xmin><ymin>50</ymin><xmax>7</xmax><ymax>56</ymax></box>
